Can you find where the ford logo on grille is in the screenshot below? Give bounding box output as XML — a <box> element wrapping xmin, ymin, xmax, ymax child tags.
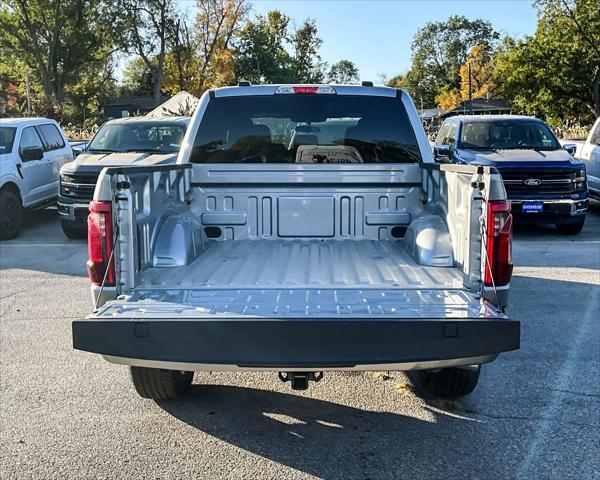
<box><xmin>524</xmin><ymin>178</ymin><xmax>542</xmax><ymax>186</ymax></box>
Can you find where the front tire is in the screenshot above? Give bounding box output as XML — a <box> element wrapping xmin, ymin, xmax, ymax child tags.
<box><xmin>61</xmin><ymin>219</ymin><xmax>87</xmax><ymax>239</ymax></box>
<box><xmin>555</xmin><ymin>216</ymin><xmax>585</xmax><ymax>235</ymax></box>
<box><xmin>411</xmin><ymin>366</ymin><xmax>480</xmax><ymax>398</ymax></box>
<box><xmin>0</xmin><ymin>189</ymin><xmax>23</xmax><ymax>240</ymax></box>
<box><xmin>130</xmin><ymin>366</ymin><xmax>193</xmax><ymax>400</ymax></box>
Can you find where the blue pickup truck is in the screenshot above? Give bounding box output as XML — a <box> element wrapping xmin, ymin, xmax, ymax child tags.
<box><xmin>434</xmin><ymin>115</ymin><xmax>588</xmax><ymax>235</ymax></box>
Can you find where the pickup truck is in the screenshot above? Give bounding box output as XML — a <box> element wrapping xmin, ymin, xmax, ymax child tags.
<box><xmin>73</xmin><ymin>84</ymin><xmax>520</xmax><ymax>400</ymax></box>
<box><xmin>577</xmin><ymin>117</ymin><xmax>600</xmax><ymax>198</ymax></box>
<box><xmin>435</xmin><ymin>115</ymin><xmax>588</xmax><ymax>235</ymax></box>
<box><xmin>58</xmin><ymin>116</ymin><xmax>189</xmax><ymax>238</ymax></box>
<box><xmin>0</xmin><ymin>117</ymin><xmax>74</xmax><ymax>239</ymax></box>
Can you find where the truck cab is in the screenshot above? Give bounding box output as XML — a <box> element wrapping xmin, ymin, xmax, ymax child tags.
<box><xmin>0</xmin><ymin>118</ymin><xmax>73</xmax><ymax>239</ymax></box>
<box><xmin>73</xmin><ymin>85</ymin><xmax>519</xmax><ymax>401</ymax></box>
<box><xmin>434</xmin><ymin>115</ymin><xmax>588</xmax><ymax>235</ymax></box>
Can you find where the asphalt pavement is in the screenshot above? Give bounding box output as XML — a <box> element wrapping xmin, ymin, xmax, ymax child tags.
<box><xmin>1</xmin><ymin>204</ymin><xmax>599</xmax><ymax>480</ymax></box>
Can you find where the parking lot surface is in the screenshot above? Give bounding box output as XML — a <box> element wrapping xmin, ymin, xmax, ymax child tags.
<box><xmin>1</xmin><ymin>204</ymin><xmax>599</xmax><ymax>480</ymax></box>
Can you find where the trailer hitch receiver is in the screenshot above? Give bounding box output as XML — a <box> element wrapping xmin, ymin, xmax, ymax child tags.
<box><xmin>278</xmin><ymin>372</ymin><xmax>323</xmax><ymax>390</ymax></box>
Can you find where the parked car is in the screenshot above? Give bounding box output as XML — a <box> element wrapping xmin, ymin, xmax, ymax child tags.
<box><xmin>73</xmin><ymin>84</ymin><xmax>520</xmax><ymax>401</ymax></box>
<box><xmin>58</xmin><ymin>116</ymin><xmax>190</xmax><ymax>238</ymax></box>
<box><xmin>434</xmin><ymin>115</ymin><xmax>588</xmax><ymax>235</ymax></box>
<box><xmin>0</xmin><ymin>117</ymin><xmax>74</xmax><ymax>239</ymax></box>
<box><xmin>577</xmin><ymin>117</ymin><xmax>600</xmax><ymax>198</ymax></box>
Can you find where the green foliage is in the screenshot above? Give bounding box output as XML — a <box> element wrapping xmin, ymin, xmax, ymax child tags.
<box><xmin>290</xmin><ymin>19</ymin><xmax>324</xmax><ymax>83</ymax></box>
<box><xmin>327</xmin><ymin>60</ymin><xmax>360</xmax><ymax>84</ymax></box>
<box><xmin>0</xmin><ymin>0</ymin><xmax>117</xmax><ymax>120</ymax></box>
<box><xmin>234</xmin><ymin>11</ymin><xmax>293</xmax><ymax>83</ymax></box>
<box><xmin>495</xmin><ymin>0</ymin><xmax>600</xmax><ymax>121</ymax></box>
<box><xmin>233</xmin><ymin>10</ymin><xmax>326</xmax><ymax>84</ymax></box>
<box><xmin>116</xmin><ymin>0</ymin><xmax>179</xmax><ymax>103</ymax></box>
<box><xmin>402</xmin><ymin>15</ymin><xmax>499</xmax><ymax>108</ymax></box>
<box><xmin>121</xmin><ymin>57</ymin><xmax>154</xmax><ymax>96</ymax></box>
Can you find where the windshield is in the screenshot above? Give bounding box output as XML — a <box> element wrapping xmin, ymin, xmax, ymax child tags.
<box><xmin>88</xmin><ymin>122</ymin><xmax>186</xmax><ymax>154</ymax></box>
<box><xmin>190</xmin><ymin>94</ymin><xmax>422</xmax><ymax>164</ymax></box>
<box><xmin>460</xmin><ymin>120</ymin><xmax>560</xmax><ymax>151</ymax></box>
<box><xmin>0</xmin><ymin>127</ymin><xmax>16</xmax><ymax>154</ymax></box>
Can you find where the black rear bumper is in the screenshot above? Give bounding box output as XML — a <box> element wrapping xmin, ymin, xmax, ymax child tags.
<box><xmin>72</xmin><ymin>317</ymin><xmax>520</xmax><ymax>368</ymax></box>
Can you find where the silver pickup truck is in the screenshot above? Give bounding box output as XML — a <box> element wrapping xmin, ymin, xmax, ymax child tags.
<box><xmin>73</xmin><ymin>84</ymin><xmax>520</xmax><ymax>400</ymax></box>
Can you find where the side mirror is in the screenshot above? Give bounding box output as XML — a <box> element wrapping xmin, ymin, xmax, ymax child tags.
<box><xmin>434</xmin><ymin>144</ymin><xmax>453</xmax><ymax>163</ymax></box>
<box><xmin>72</xmin><ymin>143</ymin><xmax>88</xmax><ymax>157</ymax></box>
<box><xmin>563</xmin><ymin>143</ymin><xmax>577</xmax><ymax>156</ymax></box>
<box><xmin>21</xmin><ymin>146</ymin><xmax>44</xmax><ymax>161</ymax></box>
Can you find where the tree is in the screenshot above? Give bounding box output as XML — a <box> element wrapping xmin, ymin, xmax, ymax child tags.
<box><xmin>234</xmin><ymin>11</ymin><xmax>293</xmax><ymax>83</ymax></box>
<box><xmin>290</xmin><ymin>19</ymin><xmax>324</xmax><ymax>83</ymax></box>
<box><xmin>435</xmin><ymin>43</ymin><xmax>499</xmax><ymax>110</ymax></box>
<box><xmin>0</xmin><ymin>0</ymin><xmax>117</xmax><ymax>116</ymax></box>
<box><xmin>403</xmin><ymin>15</ymin><xmax>499</xmax><ymax>108</ymax></box>
<box><xmin>233</xmin><ymin>10</ymin><xmax>327</xmax><ymax>84</ymax></box>
<box><xmin>327</xmin><ymin>60</ymin><xmax>359</xmax><ymax>84</ymax></box>
<box><xmin>189</xmin><ymin>0</ymin><xmax>249</xmax><ymax>90</ymax></box>
<box><xmin>386</xmin><ymin>73</ymin><xmax>408</xmax><ymax>89</ymax></box>
<box><xmin>495</xmin><ymin>0</ymin><xmax>600</xmax><ymax>121</ymax></box>
<box><xmin>120</xmin><ymin>57</ymin><xmax>154</xmax><ymax>96</ymax></box>
<box><xmin>117</xmin><ymin>0</ymin><xmax>179</xmax><ymax>104</ymax></box>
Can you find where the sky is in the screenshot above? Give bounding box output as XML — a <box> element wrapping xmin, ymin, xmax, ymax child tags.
<box><xmin>246</xmin><ymin>0</ymin><xmax>539</xmax><ymax>81</ymax></box>
<box><xmin>116</xmin><ymin>0</ymin><xmax>539</xmax><ymax>83</ymax></box>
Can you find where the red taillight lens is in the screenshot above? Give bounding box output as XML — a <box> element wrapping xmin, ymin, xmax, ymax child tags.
<box><xmin>87</xmin><ymin>200</ymin><xmax>115</xmax><ymax>286</ymax></box>
<box><xmin>485</xmin><ymin>200</ymin><xmax>513</xmax><ymax>287</ymax></box>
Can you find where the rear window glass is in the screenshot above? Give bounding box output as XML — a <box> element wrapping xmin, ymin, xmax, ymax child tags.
<box><xmin>190</xmin><ymin>94</ymin><xmax>422</xmax><ymax>164</ymax></box>
<box><xmin>38</xmin><ymin>124</ymin><xmax>65</xmax><ymax>151</ymax></box>
<box><xmin>0</xmin><ymin>127</ymin><xmax>16</xmax><ymax>153</ymax></box>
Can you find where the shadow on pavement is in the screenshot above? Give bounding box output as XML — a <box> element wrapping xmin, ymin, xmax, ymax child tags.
<box><xmin>159</xmin><ymin>384</ymin><xmax>483</xmax><ymax>479</ymax></box>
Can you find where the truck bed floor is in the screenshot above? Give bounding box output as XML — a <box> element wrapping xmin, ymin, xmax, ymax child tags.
<box><xmin>140</xmin><ymin>239</ymin><xmax>463</xmax><ymax>290</ymax></box>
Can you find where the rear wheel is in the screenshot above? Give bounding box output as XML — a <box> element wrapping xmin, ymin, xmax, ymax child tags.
<box><xmin>0</xmin><ymin>189</ymin><xmax>23</xmax><ymax>240</ymax></box>
<box><xmin>61</xmin><ymin>219</ymin><xmax>87</xmax><ymax>239</ymax></box>
<box><xmin>130</xmin><ymin>366</ymin><xmax>194</xmax><ymax>400</ymax></box>
<box><xmin>555</xmin><ymin>216</ymin><xmax>585</xmax><ymax>235</ymax></box>
<box><xmin>410</xmin><ymin>365</ymin><xmax>480</xmax><ymax>398</ymax></box>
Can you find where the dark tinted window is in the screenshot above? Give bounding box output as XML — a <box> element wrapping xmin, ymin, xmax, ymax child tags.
<box><xmin>0</xmin><ymin>127</ymin><xmax>16</xmax><ymax>153</ymax></box>
<box><xmin>460</xmin><ymin>120</ymin><xmax>560</xmax><ymax>151</ymax></box>
<box><xmin>19</xmin><ymin>126</ymin><xmax>44</xmax><ymax>153</ymax></box>
<box><xmin>88</xmin><ymin>123</ymin><xmax>186</xmax><ymax>153</ymax></box>
<box><xmin>191</xmin><ymin>94</ymin><xmax>422</xmax><ymax>164</ymax></box>
<box><xmin>38</xmin><ymin>124</ymin><xmax>65</xmax><ymax>151</ymax></box>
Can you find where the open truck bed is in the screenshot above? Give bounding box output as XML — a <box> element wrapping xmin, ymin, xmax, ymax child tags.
<box><xmin>73</xmin><ymin>163</ymin><xmax>518</xmax><ymax>372</ymax></box>
<box><xmin>72</xmin><ymin>84</ymin><xmax>519</xmax><ymax>399</ymax></box>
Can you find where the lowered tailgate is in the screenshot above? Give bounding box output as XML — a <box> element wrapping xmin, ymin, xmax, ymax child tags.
<box><xmin>73</xmin><ymin>288</ymin><xmax>519</xmax><ymax>370</ymax></box>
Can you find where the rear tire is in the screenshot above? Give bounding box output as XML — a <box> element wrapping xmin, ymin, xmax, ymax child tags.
<box><xmin>61</xmin><ymin>219</ymin><xmax>87</xmax><ymax>239</ymax></box>
<box><xmin>0</xmin><ymin>189</ymin><xmax>23</xmax><ymax>240</ymax></box>
<box><xmin>130</xmin><ymin>366</ymin><xmax>193</xmax><ymax>400</ymax></box>
<box><xmin>555</xmin><ymin>217</ymin><xmax>585</xmax><ymax>235</ymax></box>
<box><xmin>411</xmin><ymin>366</ymin><xmax>480</xmax><ymax>398</ymax></box>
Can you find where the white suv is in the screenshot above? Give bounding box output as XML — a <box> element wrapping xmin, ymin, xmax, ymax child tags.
<box><xmin>0</xmin><ymin>117</ymin><xmax>73</xmax><ymax>239</ymax></box>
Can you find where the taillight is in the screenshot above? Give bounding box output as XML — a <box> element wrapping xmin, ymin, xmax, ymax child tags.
<box><xmin>485</xmin><ymin>200</ymin><xmax>513</xmax><ymax>287</ymax></box>
<box><xmin>87</xmin><ymin>200</ymin><xmax>115</xmax><ymax>286</ymax></box>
